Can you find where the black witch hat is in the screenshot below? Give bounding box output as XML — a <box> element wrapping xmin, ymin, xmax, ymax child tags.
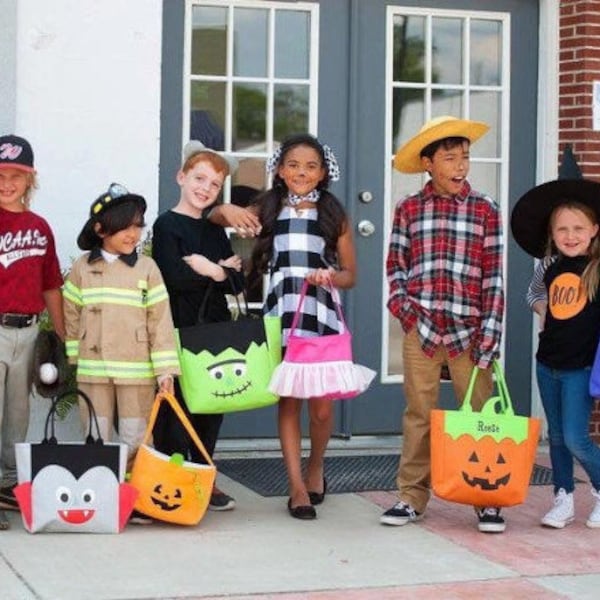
<box><xmin>510</xmin><ymin>145</ymin><xmax>600</xmax><ymax>258</ymax></box>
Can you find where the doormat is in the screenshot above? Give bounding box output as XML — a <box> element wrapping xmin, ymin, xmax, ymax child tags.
<box><xmin>216</xmin><ymin>454</ymin><xmax>557</xmax><ymax>497</ymax></box>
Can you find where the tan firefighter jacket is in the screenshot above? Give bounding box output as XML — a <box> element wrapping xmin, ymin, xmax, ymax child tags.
<box><xmin>63</xmin><ymin>249</ymin><xmax>180</xmax><ymax>384</ymax></box>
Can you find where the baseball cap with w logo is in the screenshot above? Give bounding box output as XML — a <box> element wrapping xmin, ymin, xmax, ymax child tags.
<box><xmin>0</xmin><ymin>135</ymin><xmax>35</xmax><ymax>172</ymax></box>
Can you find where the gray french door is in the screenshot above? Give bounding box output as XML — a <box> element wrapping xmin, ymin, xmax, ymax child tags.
<box><xmin>318</xmin><ymin>0</ymin><xmax>539</xmax><ymax>437</ymax></box>
<box><xmin>161</xmin><ymin>0</ymin><xmax>540</xmax><ymax>439</ymax></box>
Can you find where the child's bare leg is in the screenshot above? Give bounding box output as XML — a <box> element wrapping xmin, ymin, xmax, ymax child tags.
<box><xmin>305</xmin><ymin>399</ymin><xmax>333</xmax><ymax>493</ymax></box>
<box><xmin>278</xmin><ymin>396</ymin><xmax>310</xmax><ymax>507</ymax></box>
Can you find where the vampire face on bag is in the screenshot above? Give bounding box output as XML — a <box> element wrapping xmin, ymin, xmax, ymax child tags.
<box><xmin>14</xmin><ymin>446</ymin><xmax>138</xmax><ymax>533</ymax></box>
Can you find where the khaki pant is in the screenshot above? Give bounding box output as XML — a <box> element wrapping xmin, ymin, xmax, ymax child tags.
<box><xmin>78</xmin><ymin>382</ymin><xmax>155</xmax><ymax>471</ymax></box>
<box><xmin>396</xmin><ymin>329</ymin><xmax>493</xmax><ymax>513</ymax></box>
<box><xmin>0</xmin><ymin>323</ymin><xmax>38</xmax><ymax>486</ymax></box>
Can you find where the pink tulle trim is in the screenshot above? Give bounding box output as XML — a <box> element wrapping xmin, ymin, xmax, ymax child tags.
<box><xmin>269</xmin><ymin>360</ymin><xmax>376</xmax><ymax>400</ymax></box>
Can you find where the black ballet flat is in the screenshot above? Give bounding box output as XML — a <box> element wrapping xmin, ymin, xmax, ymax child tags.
<box><xmin>287</xmin><ymin>498</ymin><xmax>316</xmax><ymax>520</ymax></box>
<box><xmin>308</xmin><ymin>478</ymin><xmax>327</xmax><ymax>506</ymax></box>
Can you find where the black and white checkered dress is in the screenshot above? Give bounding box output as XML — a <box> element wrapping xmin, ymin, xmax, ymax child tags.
<box><xmin>264</xmin><ymin>206</ymin><xmax>341</xmax><ymax>346</ymax></box>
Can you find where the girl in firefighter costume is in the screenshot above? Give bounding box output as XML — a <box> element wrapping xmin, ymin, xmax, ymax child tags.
<box><xmin>63</xmin><ymin>184</ymin><xmax>180</xmax><ymax>481</ymax></box>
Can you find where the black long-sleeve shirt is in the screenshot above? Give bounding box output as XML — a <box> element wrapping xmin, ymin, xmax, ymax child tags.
<box><xmin>152</xmin><ymin>210</ymin><xmax>244</xmax><ymax>328</ymax></box>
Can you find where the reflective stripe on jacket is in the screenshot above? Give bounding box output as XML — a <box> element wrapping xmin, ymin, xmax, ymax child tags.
<box><xmin>63</xmin><ymin>252</ymin><xmax>180</xmax><ymax>384</ymax></box>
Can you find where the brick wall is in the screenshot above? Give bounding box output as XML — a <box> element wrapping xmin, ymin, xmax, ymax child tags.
<box><xmin>559</xmin><ymin>1</ymin><xmax>600</xmax><ymax>440</ymax></box>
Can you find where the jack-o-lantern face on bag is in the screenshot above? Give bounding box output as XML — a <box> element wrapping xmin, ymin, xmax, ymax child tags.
<box><xmin>151</xmin><ymin>483</ymin><xmax>183</xmax><ymax>511</ymax></box>
<box><xmin>462</xmin><ymin>448</ymin><xmax>510</xmax><ymax>491</ymax></box>
<box><xmin>438</xmin><ymin>432</ymin><xmax>534</xmax><ymax>504</ymax></box>
<box><xmin>430</xmin><ymin>362</ymin><xmax>542</xmax><ymax>508</ymax></box>
<box><xmin>451</xmin><ymin>434</ymin><xmax>518</xmax><ymax>494</ymax></box>
<box><xmin>129</xmin><ymin>444</ymin><xmax>216</xmax><ymax>525</ymax></box>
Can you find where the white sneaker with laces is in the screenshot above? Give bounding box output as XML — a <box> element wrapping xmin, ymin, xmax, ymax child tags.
<box><xmin>586</xmin><ymin>488</ymin><xmax>600</xmax><ymax>528</ymax></box>
<box><xmin>541</xmin><ymin>488</ymin><xmax>574</xmax><ymax>528</ymax></box>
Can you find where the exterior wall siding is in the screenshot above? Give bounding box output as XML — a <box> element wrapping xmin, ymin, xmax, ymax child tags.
<box><xmin>11</xmin><ymin>0</ymin><xmax>163</xmax><ymax>265</ymax></box>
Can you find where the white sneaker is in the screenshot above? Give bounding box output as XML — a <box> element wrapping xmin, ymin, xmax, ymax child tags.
<box><xmin>586</xmin><ymin>488</ymin><xmax>600</xmax><ymax>528</ymax></box>
<box><xmin>541</xmin><ymin>488</ymin><xmax>574</xmax><ymax>528</ymax></box>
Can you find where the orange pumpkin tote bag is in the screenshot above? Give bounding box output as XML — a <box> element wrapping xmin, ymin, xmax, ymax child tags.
<box><xmin>430</xmin><ymin>361</ymin><xmax>540</xmax><ymax>507</ymax></box>
<box><xmin>128</xmin><ymin>392</ymin><xmax>216</xmax><ymax>525</ymax></box>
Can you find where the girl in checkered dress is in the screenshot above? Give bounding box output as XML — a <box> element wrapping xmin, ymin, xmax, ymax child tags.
<box><xmin>248</xmin><ymin>134</ymin><xmax>360</xmax><ymax>520</ymax></box>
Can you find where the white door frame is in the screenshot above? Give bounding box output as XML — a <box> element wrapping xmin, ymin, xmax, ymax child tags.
<box><xmin>532</xmin><ymin>0</ymin><xmax>559</xmax><ymax>433</ymax></box>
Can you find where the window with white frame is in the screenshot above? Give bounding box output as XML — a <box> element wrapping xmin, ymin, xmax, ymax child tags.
<box><xmin>383</xmin><ymin>7</ymin><xmax>510</xmax><ymax>380</ymax></box>
<box><xmin>184</xmin><ymin>1</ymin><xmax>319</xmax><ymax>303</ymax></box>
<box><xmin>184</xmin><ymin>0</ymin><xmax>319</xmax><ymax>199</ymax></box>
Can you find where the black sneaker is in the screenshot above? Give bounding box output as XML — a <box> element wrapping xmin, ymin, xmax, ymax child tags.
<box><xmin>0</xmin><ymin>485</ymin><xmax>18</xmax><ymax>511</ymax></box>
<box><xmin>380</xmin><ymin>501</ymin><xmax>422</xmax><ymax>526</ymax></box>
<box><xmin>129</xmin><ymin>510</ymin><xmax>153</xmax><ymax>525</ymax></box>
<box><xmin>476</xmin><ymin>507</ymin><xmax>506</xmax><ymax>533</ymax></box>
<box><xmin>209</xmin><ymin>491</ymin><xmax>236</xmax><ymax>512</ymax></box>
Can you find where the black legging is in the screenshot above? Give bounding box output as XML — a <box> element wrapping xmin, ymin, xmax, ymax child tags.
<box><xmin>152</xmin><ymin>379</ymin><xmax>223</xmax><ymax>464</ymax></box>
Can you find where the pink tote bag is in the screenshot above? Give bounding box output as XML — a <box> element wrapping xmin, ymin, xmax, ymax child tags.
<box><xmin>268</xmin><ymin>281</ymin><xmax>375</xmax><ymax>400</ymax></box>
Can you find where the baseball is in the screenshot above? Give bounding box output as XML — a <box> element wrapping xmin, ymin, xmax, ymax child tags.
<box><xmin>39</xmin><ymin>362</ymin><xmax>58</xmax><ymax>385</ymax></box>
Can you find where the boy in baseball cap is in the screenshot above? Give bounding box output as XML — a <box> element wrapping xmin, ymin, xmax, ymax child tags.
<box><xmin>0</xmin><ymin>134</ymin><xmax>64</xmax><ymax>527</ymax></box>
<box><xmin>381</xmin><ymin>116</ymin><xmax>506</xmax><ymax>533</ymax></box>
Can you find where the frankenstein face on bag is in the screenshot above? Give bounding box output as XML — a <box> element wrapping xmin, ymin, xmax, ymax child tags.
<box><xmin>177</xmin><ymin>316</ymin><xmax>281</xmax><ymax>414</ymax></box>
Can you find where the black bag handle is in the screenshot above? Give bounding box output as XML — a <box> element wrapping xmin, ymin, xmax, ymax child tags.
<box><xmin>197</xmin><ymin>281</ymin><xmax>216</xmax><ymax>324</ymax></box>
<box><xmin>224</xmin><ymin>269</ymin><xmax>251</xmax><ymax>320</ymax></box>
<box><xmin>197</xmin><ymin>267</ymin><xmax>251</xmax><ymax>324</ymax></box>
<box><xmin>43</xmin><ymin>388</ymin><xmax>104</xmax><ymax>446</ymax></box>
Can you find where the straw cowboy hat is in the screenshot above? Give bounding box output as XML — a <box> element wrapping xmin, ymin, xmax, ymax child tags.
<box><xmin>393</xmin><ymin>115</ymin><xmax>489</xmax><ymax>173</ymax></box>
<box><xmin>510</xmin><ymin>178</ymin><xmax>600</xmax><ymax>259</ymax></box>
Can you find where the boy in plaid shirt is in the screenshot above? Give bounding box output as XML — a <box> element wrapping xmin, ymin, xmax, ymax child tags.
<box><xmin>381</xmin><ymin>116</ymin><xmax>505</xmax><ymax>533</ymax></box>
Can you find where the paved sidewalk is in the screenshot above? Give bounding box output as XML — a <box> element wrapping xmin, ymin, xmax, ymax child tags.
<box><xmin>0</xmin><ymin>450</ymin><xmax>599</xmax><ymax>600</ymax></box>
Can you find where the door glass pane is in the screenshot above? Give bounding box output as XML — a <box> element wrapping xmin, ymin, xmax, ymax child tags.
<box><xmin>431</xmin><ymin>89</ymin><xmax>464</xmax><ymax>119</ymax></box>
<box><xmin>468</xmin><ymin>162</ymin><xmax>500</xmax><ymax>205</ymax></box>
<box><xmin>391</xmin><ymin>169</ymin><xmax>423</xmax><ymax>204</ymax></box>
<box><xmin>432</xmin><ymin>18</ymin><xmax>463</xmax><ymax>84</ymax></box>
<box><xmin>233</xmin><ymin>82</ymin><xmax>267</xmax><ymax>151</ymax></box>
<box><xmin>392</xmin><ymin>89</ymin><xmax>425</xmax><ymax>153</ymax></box>
<box><xmin>191</xmin><ymin>6</ymin><xmax>227</xmax><ymax>76</ymax></box>
<box><xmin>190</xmin><ymin>81</ymin><xmax>226</xmax><ymax>149</ymax></box>
<box><xmin>232</xmin><ymin>158</ymin><xmax>267</xmax><ymax>191</ymax></box>
<box><xmin>393</xmin><ymin>15</ymin><xmax>426</xmax><ymax>82</ymax></box>
<box><xmin>274</xmin><ymin>84</ymin><xmax>309</xmax><ymax>141</ymax></box>
<box><xmin>275</xmin><ymin>11</ymin><xmax>310</xmax><ymax>78</ymax></box>
<box><xmin>234</xmin><ymin>8</ymin><xmax>268</xmax><ymax>77</ymax></box>
<box><xmin>471</xmin><ymin>19</ymin><xmax>502</xmax><ymax>86</ymax></box>
<box><xmin>470</xmin><ymin>91</ymin><xmax>501</xmax><ymax>156</ymax></box>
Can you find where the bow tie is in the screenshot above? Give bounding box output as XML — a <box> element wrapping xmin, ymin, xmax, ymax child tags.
<box><xmin>287</xmin><ymin>189</ymin><xmax>320</xmax><ymax>206</ymax></box>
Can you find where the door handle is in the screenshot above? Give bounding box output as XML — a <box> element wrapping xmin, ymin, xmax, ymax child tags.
<box><xmin>357</xmin><ymin>220</ymin><xmax>375</xmax><ymax>237</ymax></box>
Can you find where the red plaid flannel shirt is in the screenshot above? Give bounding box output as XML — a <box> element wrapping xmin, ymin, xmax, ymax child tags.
<box><xmin>386</xmin><ymin>180</ymin><xmax>504</xmax><ymax>368</ymax></box>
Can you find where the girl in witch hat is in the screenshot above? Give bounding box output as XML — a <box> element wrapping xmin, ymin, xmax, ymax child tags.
<box><xmin>511</xmin><ymin>157</ymin><xmax>600</xmax><ymax>530</ymax></box>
